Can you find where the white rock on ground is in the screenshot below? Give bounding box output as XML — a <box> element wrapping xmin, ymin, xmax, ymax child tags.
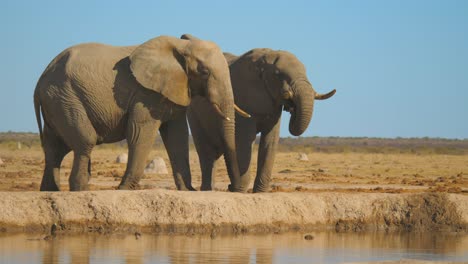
<box><xmin>144</xmin><ymin>157</ymin><xmax>168</xmax><ymax>174</ymax></box>
<box><xmin>116</xmin><ymin>153</ymin><xmax>128</xmax><ymax>164</ymax></box>
<box><xmin>298</xmin><ymin>153</ymin><xmax>309</xmax><ymax>161</ymax></box>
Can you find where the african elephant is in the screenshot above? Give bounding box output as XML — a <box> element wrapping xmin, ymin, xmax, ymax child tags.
<box><xmin>187</xmin><ymin>46</ymin><xmax>336</xmax><ymax>192</ymax></box>
<box><xmin>34</xmin><ymin>35</ymin><xmax>248</xmax><ymax>192</ymax></box>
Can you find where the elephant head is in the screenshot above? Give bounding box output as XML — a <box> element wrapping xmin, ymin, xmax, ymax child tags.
<box><xmin>129</xmin><ymin>35</ymin><xmax>247</xmax><ymax>191</ymax></box>
<box><xmin>249</xmin><ymin>49</ymin><xmax>336</xmax><ymax>136</ymax></box>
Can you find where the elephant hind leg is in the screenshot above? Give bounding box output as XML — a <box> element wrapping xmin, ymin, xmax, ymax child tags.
<box><xmin>40</xmin><ymin>126</ymin><xmax>71</xmax><ymax>191</ymax></box>
<box><xmin>87</xmin><ymin>158</ymin><xmax>92</xmax><ymax>182</ymax></box>
<box><xmin>68</xmin><ymin>138</ymin><xmax>95</xmax><ymax>191</ymax></box>
<box><xmin>68</xmin><ymin>137</ymin><xmax>96</xmax><ymax>191</ymax></box>
<box><xmin>69</xmin><ymin>151</ymin><xmax>93</xmax><ymax>191</ymax></box>
<box><xmin>61</xmin><ymin>113</ymin><xmax>98</xmax><ymax>191</ymax></box>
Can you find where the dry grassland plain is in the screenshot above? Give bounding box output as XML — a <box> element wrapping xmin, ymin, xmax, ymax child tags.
<box><xmin>0</xmin><ymin>137</ymin><xmax>466</xmax><ymax>194</ymax></box>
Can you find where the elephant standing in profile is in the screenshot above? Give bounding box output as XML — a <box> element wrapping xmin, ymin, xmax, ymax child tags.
<box><xmin>34</xmin><ymin>35</ymin><xmax>248</xmax><ymax>192</ymax></box>
<box><xmin>188</xmin><ymin>46</ymin><xmax>336</xmax><ymax>192</ymax></box>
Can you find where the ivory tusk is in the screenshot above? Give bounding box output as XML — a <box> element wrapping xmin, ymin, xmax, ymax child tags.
<box><xmin>315</xmin><ymin>89</ymin><xmax>336</xmax><ymax>100</ymax></box>
<box><xmin>213</xmin><ymin>103</ymin><xmax>231</xmax><ymax>121</ymax></box>
<box><xmin>234</xmin><ymin>104</ymin><xmax>251</xmax><ymax>118</ymax></box>
<box><xmin>283</xmin><ymin>90</ymin><xmax>293</xmax><ymax>100</ymax></box>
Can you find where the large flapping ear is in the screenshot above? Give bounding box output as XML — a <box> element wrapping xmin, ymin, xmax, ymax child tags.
<box><xmin>129</xmin><ymin>36</ymin><xmax>190</xmax><ymax>106</ymax></box>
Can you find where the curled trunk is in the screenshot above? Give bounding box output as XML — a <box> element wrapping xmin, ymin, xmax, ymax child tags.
<box><xmin>289</xmin><ymin>83</ymin><xmax>315</xmax><ymax>136</ymax></box>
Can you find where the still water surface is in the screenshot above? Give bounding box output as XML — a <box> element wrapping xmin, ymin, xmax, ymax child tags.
<box><xmin>0</xmin><ymin>231</ymin><xmax>467</xmax><ymax>263</ymax></box>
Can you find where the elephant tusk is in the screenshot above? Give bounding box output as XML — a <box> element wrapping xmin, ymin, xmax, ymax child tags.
<box><xmin>213</xmin><ymin>103</ymin><xmax>231</xmax><ymax>121</ymax></box>
<box><xmin>283</xmin><ymin>90</ymin><xmax>293</xmax><ymax>100</ymax></box>
<box><xmin>315</xmin><ymin>89</ymin><xmax>336</xmax><ymax>100</ymax></box>
<box><xmin>234</xmin><ymin>104</ymin><xmax>251</xmax><ymax>118</ymax></box>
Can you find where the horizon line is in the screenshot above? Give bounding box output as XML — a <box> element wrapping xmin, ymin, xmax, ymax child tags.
<box><xmin>1</xmin><ymin>131</ymin><xmax>466</xmax><ymax>141</ymax></box>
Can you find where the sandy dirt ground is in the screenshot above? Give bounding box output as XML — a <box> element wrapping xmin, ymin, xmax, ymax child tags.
<box><xmin>0</xmin><ymin>147</ymin><xmax>466</xmax><ymax>193</ymax></box>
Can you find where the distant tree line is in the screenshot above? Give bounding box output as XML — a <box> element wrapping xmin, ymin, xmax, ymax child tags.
<box><xmin>1</xmin><ymin>132</ymin><xmax>467</xmax><ymax>155</ymax></box>
<box><xmin>276</xmin><ymin>136</ymin><xmax>468</xmax><ymax>155</ymax></box>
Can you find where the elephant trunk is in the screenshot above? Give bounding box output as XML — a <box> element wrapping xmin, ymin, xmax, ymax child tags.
<box><xmin>289</xmin><ymin>82</ymin><xmax>315</xmax><ymax>136</ymax></box>
<box><xmin>220</xmin><ymin>99</ymin><xmax>247</xmax><ymax>192</ymax></box>
<box><xmin>208</xmin><ymin>78</ymin><xmax>245</xmax><ymax>192</ymax></box>
<box><xmin>222</xmin><ymin>118</ymin><xmax>245</xmax><ymax>192</ymax></box>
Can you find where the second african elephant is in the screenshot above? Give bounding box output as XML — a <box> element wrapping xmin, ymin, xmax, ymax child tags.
<box><xmin>188</xmin><ymin>48</ymin><xmax>336</xmax><ymax>192</ymax></box>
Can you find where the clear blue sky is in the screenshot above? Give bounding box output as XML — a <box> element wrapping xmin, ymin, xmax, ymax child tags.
<box><xmin>1</xmin><ymin>0</ymin><xmax>467</xmax><ymax>139</ymax></box>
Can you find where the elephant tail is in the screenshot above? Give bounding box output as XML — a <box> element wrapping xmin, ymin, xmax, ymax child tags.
<box><xmin>34</xmin><ymin>89</ymin><xmax>44</xmax><ymax>148</ymax></box>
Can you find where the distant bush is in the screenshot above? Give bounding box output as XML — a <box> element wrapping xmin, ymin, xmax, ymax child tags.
<box><xmin>0</xmin><ymin>132</ymin><xmax>41</xmax><ymax>150</ymax></box>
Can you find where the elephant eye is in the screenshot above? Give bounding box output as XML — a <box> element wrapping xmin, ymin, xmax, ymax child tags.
<box><xmin>201</xmin><ymin>69</ymin><xmax>210</xmax><ymax>77</ymax></box>
<box><xmin>201</xmin><ymin>68</ymin><xmax>210</xmax><ymax>78</ymax></box>
<box><xmin>197</xmin><ymin>63</ymin><xmax>210</xmax><ymax>78</ymax></box>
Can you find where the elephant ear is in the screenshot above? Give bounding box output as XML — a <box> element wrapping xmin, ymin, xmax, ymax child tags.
<box><xmin>223</xmin><ymin>52</ymin><xmax>238</xmax><ymax>65</ymax></box>
<box><xmin>253</xmin><ymin>49</ymin><xmax>279</xmax><ymax>74</ymax></box>
<box><xmin>129</xmin><ymin>36</ymin><xmax>190</xmax><ymax>106</ymax></box>
<box><xmin>180</xmin><ymin>33</ymin><xmax>201</xmax><ymax>41</ymax></box>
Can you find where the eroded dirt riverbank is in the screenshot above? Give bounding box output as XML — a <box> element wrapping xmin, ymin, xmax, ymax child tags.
<box><xmin>0</xmin><ymin>190</ymin><xmax>466</xmax><ymax>235</ymax></box>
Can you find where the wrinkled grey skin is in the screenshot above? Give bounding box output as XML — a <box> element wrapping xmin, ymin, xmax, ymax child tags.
<box><xmin>188</xmin><ymin>48</ymin><xmax>336</xmax><ymax>192</ymax></box>
<box><xmin>34</xmin><ymin>35</ymin><xmax>243</xmax><ymax>192</ymax></box>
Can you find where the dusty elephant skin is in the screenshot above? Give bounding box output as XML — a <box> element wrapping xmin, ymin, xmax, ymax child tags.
<box><xmin>187</xmin><ymin>46</ymin><xmax>336</xmax><ymax>192</ymax></box>
<box><xmin>33</xmin><ymin>34</ymin><xmax>245</xmax><ymax>192</ymax></box>
<box><xmin>0</xmin><ymin>191</ymin><xmax>465</xmax><ymax>235</ymax></box>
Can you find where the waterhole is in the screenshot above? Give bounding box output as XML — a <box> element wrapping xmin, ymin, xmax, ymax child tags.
<box><xmin>0</xmin><ymin>231</ymin><xmax>467</xmax><ymax>263</ymax></box>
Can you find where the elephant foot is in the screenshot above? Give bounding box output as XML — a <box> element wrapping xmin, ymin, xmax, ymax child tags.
<box><xmin>253</xmin><ymin>186</ymin><xmax>271</xmax><ymax>193</ymax></box>
<box><xmin>69</xmin><ymin>177</ymin><xmax>90</xmax><ymax>191</ymax></box>
<box><xmin>177</xmin><ymin>185</ymin><xmax>197</xmax><ymax>191</ymax></box>
<box><xmin>117</xmin><ymin>183</ymin><xmax>141</xmax><ymax>190</ymax></box>
<box><xmin>228</xmin><ymin>184</ymin><xmax>247</xmax><ymax>193</ymax></box>
<box><xmin>40</xmin><ymin>184</ymin><xmax>60</xmax><ymax>192</ymax></box>
<box><xmin>40</xmin><ymin>187</ymin><xmax>60</xmax><ymax>192</ymax></box>
<box><xmin>200</xmin><ymin>185</ymin><xmax>212</xmax><ymax>191</ymax></box>
<box><xmin>40</xmin><ymin>178</ymin><xmax>60</xmax><ymax>192</ymax></box>
<box><xmin>69</xmin><ymin>185</ymin><xmax>90</xmax><ymax>192</ymax></box>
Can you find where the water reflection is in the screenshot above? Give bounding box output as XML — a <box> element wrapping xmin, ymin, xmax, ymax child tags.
<box><xmin>0</xmin><ymin>231</ymin><xmax>467</xmax><ymax>263</ymax></box>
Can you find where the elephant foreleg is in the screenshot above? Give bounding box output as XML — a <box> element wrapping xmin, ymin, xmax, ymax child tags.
<box><xmin>235</xmin><ymin>117</ymin><xmax>257</xmax><ymax>191</ymax></box>
<box><xmin>253</xmin><ymin>118</ymin><xmax>281</xmax><ymax>193</ymax></box>
<box><xmin>199</xmin><ymin>155</ymin><xmax>217</xmax><ymax>191</ymax></box>
<box><xmin>118</xmin><ymin>120</ymin><xmax>160</xmax><ymax>190</ymax></box>
<box><xmin>191</xmin><ymin>129</ymin><xmax>218</xmax><ymax>191</ymax></box>
<box><xmin>187</xmin><ymin>105</ymin><xmax>222</xmax><ymax>191</ymax></box>
<box><xmin>159</xmin><ymin>118</ymin><xmax>196</xmax><ymax>191</ymax></box>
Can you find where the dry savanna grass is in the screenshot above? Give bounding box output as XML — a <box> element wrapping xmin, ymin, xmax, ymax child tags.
<box><xmin>0</xmin><ymin>144</ymin><xmax>466</xmax><ymax>194</ymax></box>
